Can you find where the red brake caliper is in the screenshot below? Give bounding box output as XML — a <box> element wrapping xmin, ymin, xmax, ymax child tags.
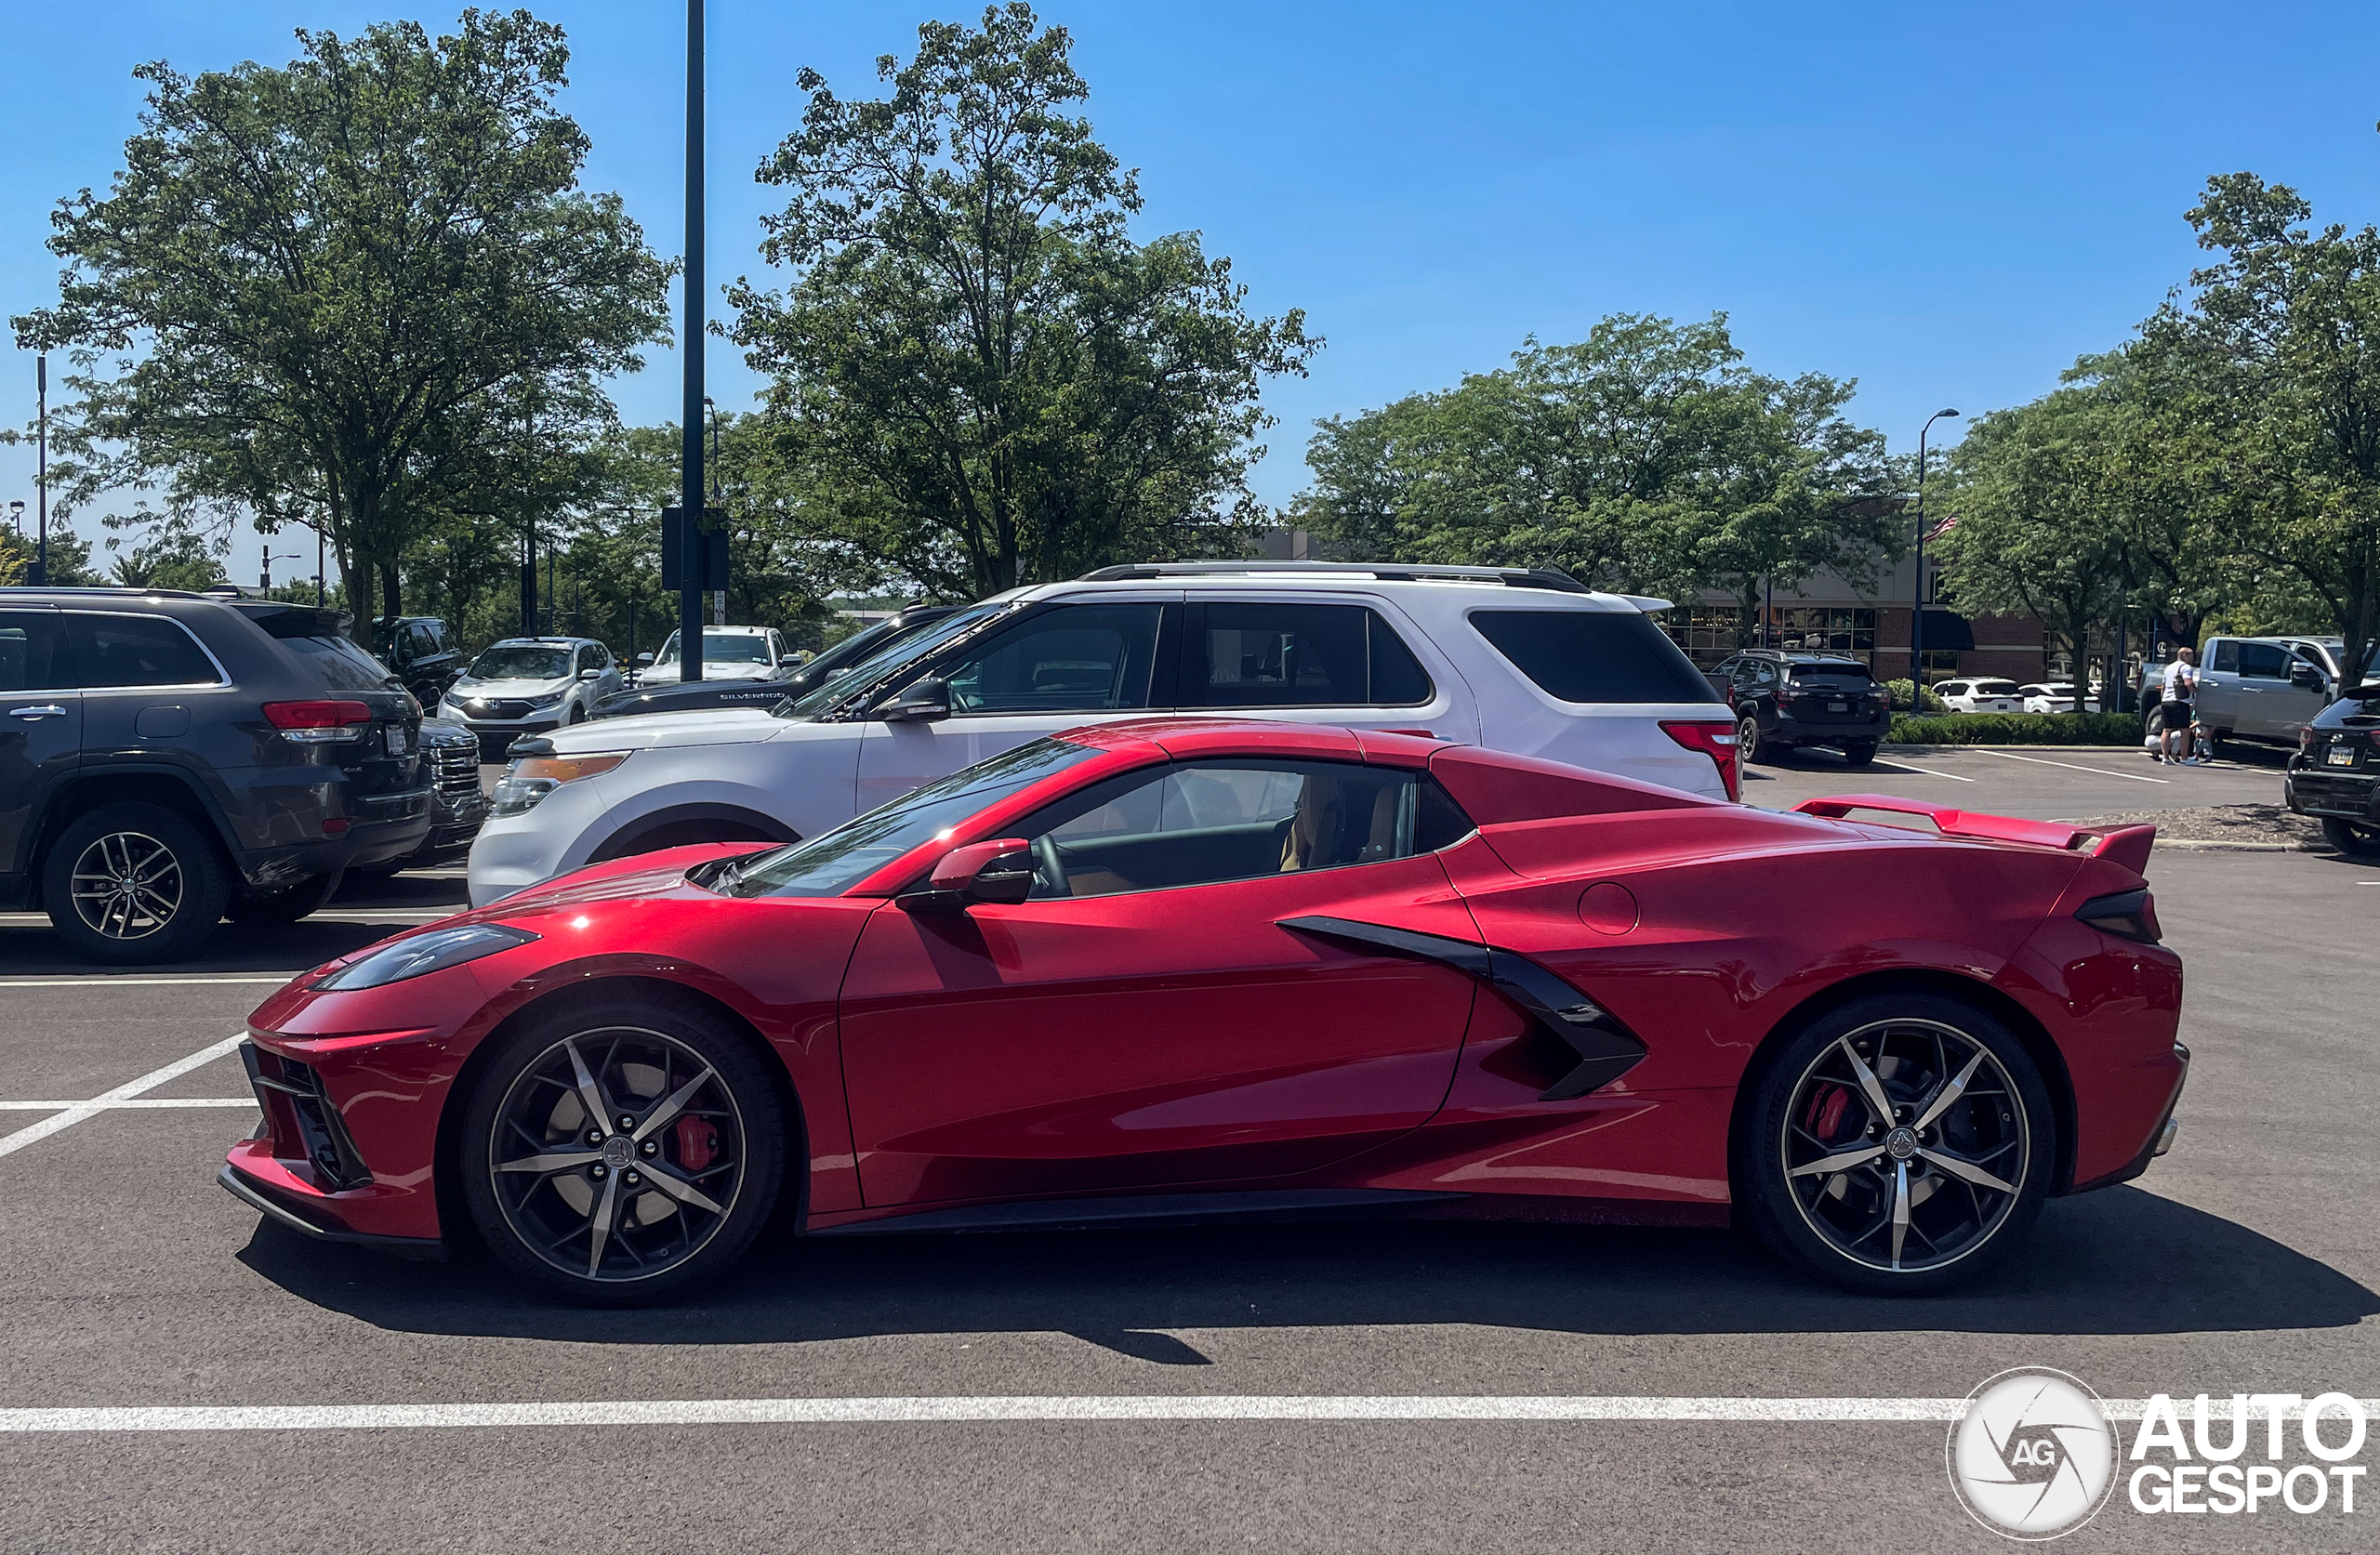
<box><xmin>1805</xmin><ymin>1085</ymin><xmax>1851</xmax><ymax>1143</ymax></box>
<box><xmin>675</xmin><ymin>1114</ymin><xmax>718</xmax><ymax>1173</ymax></box>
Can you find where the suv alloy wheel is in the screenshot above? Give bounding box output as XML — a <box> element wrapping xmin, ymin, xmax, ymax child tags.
<box><xmin>40</xmin><ymin>802</ymin><xmax>233</xmax><ymax>964</ymax></box>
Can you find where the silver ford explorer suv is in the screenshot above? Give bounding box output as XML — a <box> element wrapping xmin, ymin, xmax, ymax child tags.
<box><xmin>467</xmin><ymin>562</ymin><xmax>1739</xmax><ymax>906</ymax></box>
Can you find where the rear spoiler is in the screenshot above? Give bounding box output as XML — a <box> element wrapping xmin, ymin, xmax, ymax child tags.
<box><xmin>1792</xmin><ymin>795</ymin><xmax>2156</xmax><ymax>875</ymax></box>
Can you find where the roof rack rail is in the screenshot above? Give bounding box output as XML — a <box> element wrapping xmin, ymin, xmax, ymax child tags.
<box><xmin>1077</xmin><ymin>560</ymin><xmax>1593</xmax><ymax>594</ymax></box>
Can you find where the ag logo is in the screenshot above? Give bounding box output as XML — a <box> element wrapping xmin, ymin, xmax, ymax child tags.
<box><xmin>1947</xmin><ymin>1368</ymin><xmax>2120</xmax><ymax>1540</ymax></box>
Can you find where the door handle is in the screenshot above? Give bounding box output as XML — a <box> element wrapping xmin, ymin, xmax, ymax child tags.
<box><xmin>7</xmin><ymin>705</ymin><xmax>68</xmax><ymax>720</ymax></box>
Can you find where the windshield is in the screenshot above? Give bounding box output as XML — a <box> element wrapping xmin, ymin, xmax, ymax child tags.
<box><xmin>469</xmin><ymin>646</ymin><xmax>572</xmax><ymax>680</ymax></box>
<box><xmin>654</xmin><ymin>631</ymin><xmax>772</xmax><ymax>665</ymax></box>
<box><xmin>777</xmin><ymin>601</ymin><xmax>1013</xmax><ymax>718</ymax></box>
<box><xmin>719</xmin><ymin>736</ymin><xmax>1101</xmax><ymax>897</ymax></box>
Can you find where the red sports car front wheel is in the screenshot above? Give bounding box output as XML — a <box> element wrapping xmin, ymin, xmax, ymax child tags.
<box><xmin>1742</xmin><ymin>992</ymin><xmax>2056</xmax><ymax>1296</ymax></box>
<box><xmin>459</xmin><ymin>993</ymin><xmax>787</xmax><ymax>1302</ymax></box>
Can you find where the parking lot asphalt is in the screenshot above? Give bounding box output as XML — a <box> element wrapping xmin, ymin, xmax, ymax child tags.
<box><xmin>1743</xmin><ymin>739</ymin><xmax>2293</xmax><ymax>822</ymax></box>
<box><xmin>1</xmin><ymin>770</ymin><xmax>2375</xmax><ymax>1551</ymax></box>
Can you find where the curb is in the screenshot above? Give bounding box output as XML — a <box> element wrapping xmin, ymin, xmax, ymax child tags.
<box><xmin>2151</xmin><ymin>838</ymin><xmax>2337</xmax><ymax>854</ymax></box>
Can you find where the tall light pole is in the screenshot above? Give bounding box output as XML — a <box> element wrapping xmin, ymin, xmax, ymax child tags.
<box><xmin>7</xmin><ymin>500</ymin><xmax>20</xmax><ymax>536</ymax></box>
<box><xmin>678</xmin><ymin>0</ymin><xmax>707</xmax><ymax>683</ymax></box>
<box><xmin>260</xmin><ymin>545</ymin><xmax>303</xmax><ymax>591</ymax></box>
<box><xmin>31</xmin><ymin>354</ymin><xmax>49</xmax><ymax>586</ymax></box>
<box><xmin>1910</xmin><ymin>408</ymin><xmax>1959</xmax><ymax>709</ymax></box>
<box><xmin>704</xmin><ymin>394</ymin><xmax>724</xmax><ymax>626</ymax></box>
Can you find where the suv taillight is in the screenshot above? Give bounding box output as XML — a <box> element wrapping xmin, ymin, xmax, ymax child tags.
<box><xmin>263</xmin><ymin>699</ymin><xmax>373</xmax><ymax>744</ymax></box>
<box><xmin>1661</xmin><ymin>718</ymin><xmax>1740</xmax><ymax>802</ymax></box>
<box><xmin>2301</xmin><ymin>725</ymin><xmax>2321</xmax><ymax>756</ymax></box>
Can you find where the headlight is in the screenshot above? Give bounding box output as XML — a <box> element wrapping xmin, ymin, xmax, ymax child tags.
<box><xmin>314</xmin><ymin>924</ymin><xmax>539</xmax><ymax>991</ymax></box>
<box><xmin>524</xmin><ymin>691</ymin><xmax>566</xmax><ymax>710</ymax></box>
<box><xmin>490</xmin><ymin>752</ymin><xmax>629</xmax><ymax>816</ymax></box>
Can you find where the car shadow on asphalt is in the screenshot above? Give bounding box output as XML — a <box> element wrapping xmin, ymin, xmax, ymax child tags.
<box><xmin>234</xmin><ymin>1185</ymin><xmax>2378</xmax><ymax>1359</ymax></box>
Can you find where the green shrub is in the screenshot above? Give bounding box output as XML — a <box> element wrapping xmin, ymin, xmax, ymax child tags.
<box><xmin>1887</xmin><ymin>712</ymin><xmax>2146</xmax><ymax>745</ymax></box>
<box><xmin>1880</xmin><ymin>678</ymin><xmax>1947</xmax><ymax>716</ymax></box>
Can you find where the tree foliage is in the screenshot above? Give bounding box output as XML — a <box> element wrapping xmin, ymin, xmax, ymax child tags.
<box><xmin>728</xmin><ymin>3</ymin><xmax>1317</xmax><ymax>600</ymax></box>
<box><xmin>9</xmin><ymin>8</ymin><xmax>672</xmax><ymax>645</ymax></box>
<box><xmin>1294</xmin><ymin>313</ymin><xmax>1897</xmax><ymax>607</ymax></box>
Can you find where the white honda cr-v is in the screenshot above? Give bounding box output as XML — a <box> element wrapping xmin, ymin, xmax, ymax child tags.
<box><xmin>467</xmin><ymin>562</ymin><xmax>1738</xmax><ymax>905</ymax></box>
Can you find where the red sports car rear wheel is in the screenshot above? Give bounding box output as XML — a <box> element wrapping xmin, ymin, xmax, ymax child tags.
<box><xmin>459</xmin><ymin>994</ymin><xmax>787</xmax><ymax>1302</ymax></box>
<box><xmin>1744</xmin><ymin>992</ymin><xmax>2054</xmax><ymax>1295</ymax></box>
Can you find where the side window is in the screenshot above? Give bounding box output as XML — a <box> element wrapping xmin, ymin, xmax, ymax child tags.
<box><xmin>575</xmin><ymin>644</ymin><xmax>601</xmax><ymax>676</ymax></box>
<box><xmin>1014</xmin><ymin>759</ymin><xmax>1472</xmax><ymax>900</ymax></box>
<box><xmin>405</xmin><ymin>624</ymin><xmax>437</xmax><ymax>661</ymax></box>
<box><xmin>2209</xmin><ymin>640</ymin><xmax>2238</xmax><ymax>673</ymax></box>
<box><xmin>1469</xmin><ymin>609</ymin><xmax>1713</xmax><ymax>704</ymax></box>
<box><xmin>1183</xmin><ymin>602</ymin><xmax>1433</xmax><ymax>708</ymax></box>
<box><xmin>0</xmin><ymin>612</ymin><xmax>73</xmax><ymax>692</ymax></box>
<box><xmin>64</xmin><ymin>613</ymin><xmax>220</xmax><ymax>689</ymax></box>
<box><xmin>2237</xmin><ymin>642</ymin><xmax>2289</xmax><ymax>679</ymax></box>
<box><xmin>943</xmin><ymin>603</ymin><xmax>1161</xmax><ymax>715</ymax></box>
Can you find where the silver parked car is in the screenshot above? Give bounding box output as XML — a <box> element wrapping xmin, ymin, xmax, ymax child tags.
<box><xmin>436</xmin><ymin>637</ymin><xmax>624</xmax><ymax>763</ymax></box>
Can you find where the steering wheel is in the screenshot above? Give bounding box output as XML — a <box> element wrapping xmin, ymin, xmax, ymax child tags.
<box><xmin>1031</xmin><ymin>834</ymin><xmax>1068</xmax><ymax>897</ymax></box>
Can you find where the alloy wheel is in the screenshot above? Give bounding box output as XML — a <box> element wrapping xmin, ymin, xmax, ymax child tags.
<box><xmin>1778</xmin><ymin>1017</ymin><xmax>2030</xmax><ymax>1274</ymax></box>
<box><xmin>1737</xmin><ymin>714</ymin><xmax>1760</xmax><ymax>764</ymax></box>
<box><xmin>487</xmin><ymin>1025</ymin><xmax>747</xmax><ymax>1285</ymax></box>
<box><xmin>67</xmin><ymin>830</ymin><xmax>185</xmax><ymax>941</ymax></box>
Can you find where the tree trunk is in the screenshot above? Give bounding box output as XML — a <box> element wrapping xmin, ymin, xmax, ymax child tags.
<box><xmin>380</xmin><ymin>561</ymin><xmax>403</xmax><ymax>652</ymax></box>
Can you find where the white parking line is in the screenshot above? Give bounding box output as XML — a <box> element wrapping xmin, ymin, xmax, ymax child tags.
<box><xmin>0</xmin><ymin>1099</ymin><xmax>255</xmax><ymax>1111</ymax></box>
<box><xmin>0</xmin><ymin>1393</ymin><xmax>2370</xmax><ymax>1433</ymax></box>
<box><xmin>0</xmin><ymin>1033</ymin><xmax>248</xmax><ymax>1161</ymax></box>
<box><xmin>1866</xmin><ymin>758</ymin><xmax>1977</xmax><ymax>782</ymax></box>
<box><xmin>1973</xmin><ymin>748</ymin><xmax>2172</xmax><ymax>784</ymax></box>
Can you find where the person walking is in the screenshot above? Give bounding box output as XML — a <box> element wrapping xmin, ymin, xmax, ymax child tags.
<box><xmin>2159</xmin><ymin>647</ymin><xmax>2199</xmax><ymax>764</ymax></box>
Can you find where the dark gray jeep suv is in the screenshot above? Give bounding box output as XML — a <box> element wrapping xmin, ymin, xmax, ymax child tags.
<box><xmin>1</xmin><ymin>587</ymin><xmax>431</xmax><ymax>963</ymax></box>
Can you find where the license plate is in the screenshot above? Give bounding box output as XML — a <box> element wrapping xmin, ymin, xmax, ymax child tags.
<box><xmin>385</xmin><ymin>725</ymin><xmax>411</xmax><ymax>756</ymax></box>
<box><xmin>1828</xmin><ymin>701</ymin><xmax>1847</xmax><ymax>713</ymax></box>
<box><xmin>2327</xmin><ymin>745</ymin><xmax>2358</xmax><ymax>767</ymax></box>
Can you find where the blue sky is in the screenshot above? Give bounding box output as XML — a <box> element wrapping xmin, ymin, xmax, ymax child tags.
<box><xmin>7</xmin><ymin>1</ymin><xmax>2380</xmax><ymax>560</ymax></box>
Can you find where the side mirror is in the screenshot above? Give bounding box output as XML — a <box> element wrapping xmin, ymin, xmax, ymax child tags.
<box><xmin>635</xmin><ymin>652</ymin><xmax>654</xmax><ymax>666</ymax></box>
<box><xmin>578</xmin><ymin>667</ymin><xmax>602</xmax><ymax>681</ymax></box>
<box><xmin>900</xmin><ymin>837</ymin><xmax>1034</xmax><ymax>912</ymax></box>
<box><xmin>878</xmin><ymin>676</ymin><xmax>952</xmax><ymax>723</ymax></box>
<box><xmin>777</xmin><ymin>652</ymin><xmax>805</xmax><ymax>667</ymax></box>
<box><xmin>2291</xmin><ymin>665</ymin><xmax>2324</xmax><ymax>691</ymax></box>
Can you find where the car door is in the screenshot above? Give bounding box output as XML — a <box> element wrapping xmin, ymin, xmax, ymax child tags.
<box><xmin>837</xmin><ymin>755</ymin><xmax>1482</xmax><ymax>1206</ymax></box>
<box><xmin>2196</xmin><ymin>641</ymin><xmax>2240</xmax><ymax>729</ymax></box>
<box><xmin>2267</xmin><ymin>648</ymin><xmax>2332</xmax><ymax>737</ymax></box>
<box><xmin>2233</xmin><ymin>641</ymin><xmax>2293</xmax><ymax>737</ymax></box>
<box><xmin>853</xmin><ymin>595</ymin><xmax>1181</xmax><ymax>814</ymax></box>
<box><xmin>0</xmin><ymin>608</ymin><xmax>80</xmax><ymax>877</ymax></box>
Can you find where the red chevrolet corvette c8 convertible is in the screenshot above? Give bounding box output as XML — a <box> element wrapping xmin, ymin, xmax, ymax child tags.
<box><xmin>223</xmin><ymin>719</ymin><xmax>2186</xmax><ymax>1300</ymax></box>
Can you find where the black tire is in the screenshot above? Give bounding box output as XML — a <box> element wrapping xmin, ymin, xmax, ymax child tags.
<box><xmin>1840</xmin><ymin>739</ymin><xmax>1879</xmax><ymax>768</ymax></box>
<box><xmin>1739</xmin><ymin>989</ymin><xmax>2055</xmax><ymax>1296</ymax></box>
<box><xmin>459</xmin><ymin>990</ymin><xmax>787</xmax><ymax>1303</ymax></box>
<box><xmin>226</xmin><ymin>867</ymin><xmax>346</xmax><ymax>925</ymax></box>
<box><xmin>1736</xmin><ymin>714</ymin><xmax>1760</xmax><ymax>766</ymax></box>
<box><xmin>2323</xmin><ymin>817</ymin><xmax>2380</xmax><ymax>861</ymax></box>
<box><xmin>39</xmin><ymin>802</ymin><xmax>231</xmax><ymax>965</ymax></box>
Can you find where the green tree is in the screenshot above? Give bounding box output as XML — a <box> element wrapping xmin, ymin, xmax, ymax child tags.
<box><xmin>9</xmin><ymin>8</ymin><xmax>672</xmax><ymax>648</ymax></box>
<box><xmin>2177</xmin><ymin>171</ymin><xmax>2380</xmax><ymax>685</ymax></box>
<box><xmin>1295</xmin><ymin>314</ymin><xmax>1896</xmax><ymax>606</ymax></box>
<box><xmin>728</xmin><ymin>3</ymin><xmax>1317</xmax><ymax>600</ymax></box>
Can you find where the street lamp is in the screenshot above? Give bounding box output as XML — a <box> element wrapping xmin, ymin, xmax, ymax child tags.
<box><xmin>7</xmin><ymin>500</ymin><xmax>20</xmax><ymax>535</ymax></box>
<box><xmin>260</xmin><ymin>544</ymin><xmax>305</xmax><ymax>592</ymax></box>
<box><xmin>703</xmin><ymin>395</ymin><xmax>724</xmax><ymax>627</ymax></box>
<box><xmin>30</xmin><ymin>354</ymin><xmax>48</xmax><ymax>586</ymax></box>
<box><xmin>1910</xmin><ymin>408</ymin><xmax>1960</xmax><ymax>710</ymax></box>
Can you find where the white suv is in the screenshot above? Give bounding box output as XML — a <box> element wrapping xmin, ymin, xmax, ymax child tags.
<box><xmin>467</xmin><ymin>563</ymin><xmax>1738</xmax><ymax>905</ymax></box>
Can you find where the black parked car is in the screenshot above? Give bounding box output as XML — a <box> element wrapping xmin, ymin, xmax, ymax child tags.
<box><xmin>1713</xmin><ymin>650</ymin><xmax>1893</xmax><ymax>767</ymax></box>
<box><xmin>589</xmin><ymin>603</ymin><xmax>959</xmax><ymax>720</ymax></box>
<box><xmin>1</xmin><ymin>587</ymin><xmax>432</xmax><ymax>962</ymax></box>
<box><xmin>2285</xmin><ymin>681</ymin><xmax>2380</xmax><ymax>860</ymax></box>
<box><xmin>373</xmin><ymin>614</ymin><xmax>463</xmax><ymax>708</ymax></box>
<box><xmin>350</xmin><ymin>717</ymin><xmax>488</xmax><ymax>876</ymax></box>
